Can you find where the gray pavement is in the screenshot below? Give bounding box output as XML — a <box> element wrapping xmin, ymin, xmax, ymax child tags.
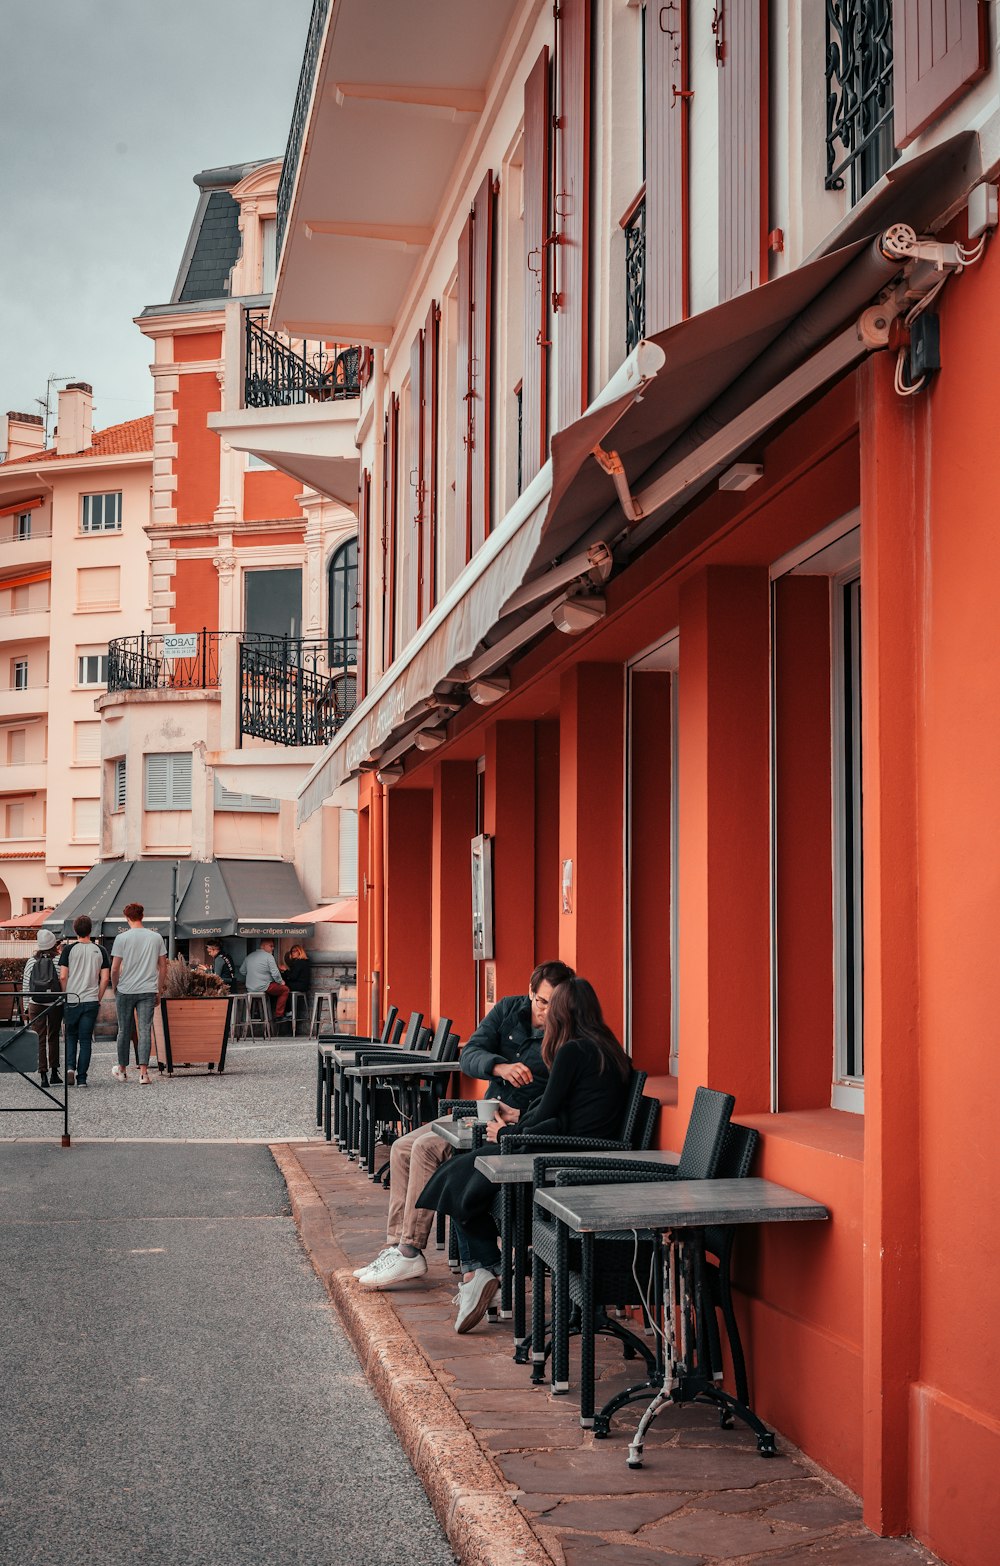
<box><xmin>0</xmin><ymin>1141</ymin><xmax>455</xmax><ymax>1566</ymax></box>
<box><xmin>0</xmin><ymin>1036</ymin><xmax>323</xmax><ymax>1143</ymax></box>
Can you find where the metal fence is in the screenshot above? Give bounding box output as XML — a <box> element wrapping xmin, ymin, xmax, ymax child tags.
<box><xmin>276</xmin><ymin>0</ymin><xmax>331</xmax><ymax>256</ymax></box>
<box><xmin>244</xmin><ymin>312</ymin><xmax>361</xmax><ymax>409</ymax></box>
<box><xmin>625</xmin><ymin>197</ymin><xmax>646</xmax><ymax>356</ymax></box>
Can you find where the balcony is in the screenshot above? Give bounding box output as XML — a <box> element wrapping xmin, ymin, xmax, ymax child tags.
<box><xmin>0</xmin><ymin>604</ymin><xmax>50</xmax><ymax>643</ymax></box>
<box><xmin>105</xmin><ymin>629</ymin><xmax>357</xmax><ymax>749</ymax></box>
<box><xmin>0</xmin><ymin>684</ymin><xmax>48</xmax><ymax>720</ymax></box>
<box><xmin>0</xmin><ymin>521</ymin><xmax>52</xmax><ymax>575</ymax></box>
<box><xmin>208</xmin><ymin>304</ymin><xmax>364</xmax><ymax>506</ymax></box>
<box><xmin>0</xmin><ymin>761</ymin><xmax>46</xmax><ymax>794</ymax></box>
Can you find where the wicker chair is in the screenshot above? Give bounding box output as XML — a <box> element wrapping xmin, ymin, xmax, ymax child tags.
<box><xmin>348</xmin><ymin>1020</ymin><xmax>461</xmax><ymax>1180</ymax></box>
<box><xmin>316</xmin><ymin>1004</ymin><xmax>398</xmax><ymax>1140</ymax></box>
<box><xmin>341</xmin><ymin>1011</ymin><xmax>425</xmax><ymax>1164</ymax></box>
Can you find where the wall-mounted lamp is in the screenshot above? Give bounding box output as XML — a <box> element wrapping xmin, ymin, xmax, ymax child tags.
<box><xmin>375</xmin><ymin>763</ymin><xmax>404</xmax><ymax>785</ymax></box>
<box><xmin>552</xmin><ymin>597</ymin><xmax>606</xmax><ymax>634</ymax></box>
<box><xmin>718</xmin><ymin>462</ymin><xmax>763</xmax><ymax>492</ymax></box>
<box><xmin>469</xmin><ymin>675</ymin><xmax>510</xmax><ymax>704</ymax></box>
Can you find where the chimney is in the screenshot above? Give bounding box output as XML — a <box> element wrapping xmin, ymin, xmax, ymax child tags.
<box><xmin>2</xmin><ymin>411</ymin><xmax>45</xmax><ymax>463</ymax></box>
<box><xmin>55</xmin><ymin>382</ymin><xmax>94</xmax><ymax>456</ymax></box>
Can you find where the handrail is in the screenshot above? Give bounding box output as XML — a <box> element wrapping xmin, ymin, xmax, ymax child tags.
<box><xmin>244</xmin><ymin>312</ymin><xmax>361</xmax><ymax>409</ymax></box>
<box><xmin>276</xmin><ymin>0</ymin><xmax>331</xmax><ymax>257</ymax></box>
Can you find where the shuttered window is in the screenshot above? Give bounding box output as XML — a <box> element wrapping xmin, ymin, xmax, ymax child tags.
<box><xmin>387</xmin><ymin>394</ymin><xmax>400</xmax><ymax>661</ymax></box>
<box><xmin>8</xmin><ymin>729</ymin><xmax>26</xmax><ymax>765</ymax></box>
<box><xmin>74</xmin><ymin>722</ymin><xmax>100</xmax><ymax>765</ymax></box>
<box><xmin>76</xmin><ymin>565</ymin><xmax>121</xmax><ymax>611</ymax></box>
<box><xmin>359</xmin><ymin>468</ymin><xmax>372</xmax><ymax>698</ymax></box>
<box><xmin>214</xmin><ymin>777</ymin><xmax>279</xmax><ymax>813</ymax></box>
<box><xmin>113</xmin><ymin>758</ymin><xmax>127</xmax><ymax>812</ymax></box>
<box><xmin>144</xmin><ymin>752</ymin><xmax>192</xmax><ymax>811</ymax></box>
<box><xmin>522</xmin><ymin>47</ymin><xmax>551</xmax><ymax>485</ymax></box>
<box><xmin>409</xmin><ymin>335</ymin><xmax>425</xmax><ymax>631</ymax></box>
<box><xmin>456</xmin><ymin>173</ymin><xmax>496</xmax><ymax>561</ymax></box>
<box><xmin>339</xmin><ymin>808</ymin><xmax>359</xmax><ymax>896</ymax></box>
<box><xmin>893</xmin><ymin>0</ymin><xmax>987</xmax><ymax>148</ymax></box>
<box><xmin>421</xmin><ymin>300</ymin><xmax>439</xmax><ymax>620</ymax></box>
<box><xmin>717</xmin><ymin>0</ymin><xmax>767</xmax><ymax>301</ymax></box>
<box><xmin>72</xmin><ymin>798</ymin><xmax>99</xmax><ymax>841</ymax></box>
<box><xmin>554</xmin><ymin>0</ymin><xmax>592</xmax><ymax>429</ymax></box>
<box><xmin>645</xmin><ymin>1</ymin><xmax>688</xmax><ymax>331</ymax></box>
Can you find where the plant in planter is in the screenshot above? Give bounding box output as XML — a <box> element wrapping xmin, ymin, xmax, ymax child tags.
<box><xmin>153</xmin><ymin>959</ymin><xmax>233</xmax><ymax>1075</ymax></box>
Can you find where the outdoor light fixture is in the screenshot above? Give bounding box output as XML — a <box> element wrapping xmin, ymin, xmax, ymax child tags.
<box><xmin>375</xmin><ymin>763</ymin><xmax>404</xmax><ymax>785</ymax></box>
<box><xmin>551</xmin><ymin>597</ymin><xmax>606</xmax><ymax>634</ymax></box>
<box><xmin>469</xmin><ymin>676</ymin><xmax>509</xmax><ymax>704</ymax></box>
<box><xmin>718</xmin><ymin>462</ymin><xmax>764</xmax><ymax>492</ymax></box>
<box><xmin>413</xmin><ymin>729</ymin><xmax>446</xmax><ymax>751</ymax></box>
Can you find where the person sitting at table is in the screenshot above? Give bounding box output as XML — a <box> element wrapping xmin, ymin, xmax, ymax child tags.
<box><xmin>353</xmin><ymin>961</ymin><xmax>575</xmax><ymax>1291</ymax></box>
<box><xmin>281</xmin><ymin>943</ymin><xmax>311</xmax><ymax>995</ymax></box>
<box><xmin>417</xmin><ymin>975</ymin><xmax>631</xmax><ymax>1334</ymax></box>
<box><xmin>240</xmin><ymin>939</ymin><xmax>290</xmax><ymax>1030</ymax></box>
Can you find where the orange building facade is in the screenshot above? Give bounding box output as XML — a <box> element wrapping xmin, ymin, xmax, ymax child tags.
<box><xmin>264</xmin><ymin>3</ymin><xmax>1000</xmax><ymax>1560</ymax></box>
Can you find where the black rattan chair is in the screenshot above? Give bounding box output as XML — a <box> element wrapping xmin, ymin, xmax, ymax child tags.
<box><xmin>317</xmin><ymin>1004</ymin><xmax>398</xmax><ymax>1140</ymax></box>
<box><xmin>343</xmin><ymin>1011</ymin><xmax>425</xmax><ymax>1165</ymax></box>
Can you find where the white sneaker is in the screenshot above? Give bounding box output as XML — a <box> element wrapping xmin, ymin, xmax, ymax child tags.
<box><xmin>112</xmin><ymin>1065</ymin><xmax>128</xmax><ymax>1082</ymax></box>
<box><xmin>358</xmin><ymin>1248</ymin><xmax>428</xmax><ymax>1289</ymax></box>
<box><xmin>353</xmin><ymin>1247</ymin><xmax>396</xmax><ymax>1278</ymax></box>
<box><xmin>453</xmin><ymin>1269</ymin><xmax>500</xmax><ymax>1333</ymax></box>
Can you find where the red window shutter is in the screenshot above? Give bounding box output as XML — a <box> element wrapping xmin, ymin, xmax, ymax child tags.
<box><xmin>409</xmin><ymin>330</ymin><xmax>424</xmax><ymax>631</ymax></box>
<box><xmin>523</xmin><ymin>46</ymin><xmax>551</xmax><ymax>484</ymax></box>
<box><xmin>893</xmin><ymin>0</ymin><xmax>987</xmax><ymax>148</ymax></box>
<box><xmin>554</xmin><ymin>0</ymin><xmax>592</xmax><ymax>429</ymax></box>
<box><xmin>387</xmin><ymin>394</ymin><xmax>400</xmax><ymax>664</ymax></box>
<box><xmin>645</xmin><ymin>1</ymin><xmax>689</xmax><ymax>331</ymax></box>
<box><xmin>455</xmin><ymin>210</ymin><xmax>473</xmax><ymax>561</ymax></box>
<box><xmin>359</xmin><ymin>467</ymin><xmax>371</xmax><ymax>699</ymax></box>
<box><xmin>421</xmin><ymin>299</ymin><xmax>439</xmax><ymax>617</ymax></box>
<box><xmin>380</xmin><ymin>412</ymin><xmax>391</xmax><ymax>672</ymax></box>
<box><xmin>717</xmin><ymin>0</ymin><xmax>767</xmax><ymax>301</ymax></box>
<box><xmin>469</xmin><ymin>170</ymin><xmax>495</xmax><ymax>556</ymax></box>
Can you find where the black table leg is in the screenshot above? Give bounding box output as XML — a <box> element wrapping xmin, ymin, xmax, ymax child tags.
<box><xmin>579</xmin><ymin>1232</ymin><xmax>596</xmax><ymax>1427</ymax></box>
<box><xmin>552</xmin><ymin>1217</ymin><xmax>569</xmax><ymax>1393</ymax></box>
<box><xmin>513</xmin><ymin>1185</ymin><xmax>530</xmax><ymax>1363</ymax></box>
<box><xmin>499</xmin><ymin>1188</ymin><xmax>513</xmax><ymax>1319</ymax></box>
<box><xmin>531</xmin><ymin>1248</ymin><xmax>547</xmax><ymax>1383</ymax></box>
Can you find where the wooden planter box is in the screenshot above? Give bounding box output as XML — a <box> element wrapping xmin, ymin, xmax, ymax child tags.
<box><xmin>152</xmin><ymin>997</ymin><xmax>233</xmax><ymax>1076</ymax></box>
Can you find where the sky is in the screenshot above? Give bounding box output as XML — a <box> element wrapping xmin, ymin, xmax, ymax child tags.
<box><xmin>0</xmin><ymin>0</ymin><xmax>312</xmax><ymax>441</ymax></box>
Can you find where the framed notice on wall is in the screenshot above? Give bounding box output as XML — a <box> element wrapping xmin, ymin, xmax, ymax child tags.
<box><xmin>471</xmin><ymin>834</ymin><xmax>495</xmax><ymax>961</ymax></box>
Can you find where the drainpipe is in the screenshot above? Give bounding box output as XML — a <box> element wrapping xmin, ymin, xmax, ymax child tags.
<box><xmin>168</xmin><ymin>861</ymin><xmax>178</xmax><ymax>960</ymax></box>
<box><xmin>370</xmin><ymin>780</ymin><xmax>385</xmax><ymax>1038</ymax></box>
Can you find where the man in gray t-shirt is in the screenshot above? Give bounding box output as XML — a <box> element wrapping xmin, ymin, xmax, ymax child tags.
<box><xmin>240</xmin><ymin>939</ymin><xmax>290</xmax><ymax>1023</ymax></box>
<box><xmin>110</xmin><ymin>902</ymin><xmax>167</xmax><ymax>1084</ymax></box>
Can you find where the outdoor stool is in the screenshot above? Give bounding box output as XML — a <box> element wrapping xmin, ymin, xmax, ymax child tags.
<box><xmin>309</xmin><ymin>990</ymin><xmax>336</xmax><ymax>1035</ymax></box>
<box><xmin>288</xmin><ymin>992</ymin><xmax>309</xmax><ymax>1035</ymax></box>
<box><xmin>241</xmin><ymin>993</ymin><xmax>272</xmax><ymax>1039</ymax></box>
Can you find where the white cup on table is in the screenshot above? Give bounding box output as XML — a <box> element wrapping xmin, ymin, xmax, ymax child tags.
<box><xmin>475</xmin><ymin>1098</ymin><xmax>501</xmax><ymax>1123</ymax></box>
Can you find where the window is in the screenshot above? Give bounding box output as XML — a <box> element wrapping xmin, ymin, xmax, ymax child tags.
<box><xmin>145</xmin><ymin>752</ymin><xmax>192</xmax><ymax>811</ymax></box>
<box><xmin>12</xmin><ymin>585</ymin><xmax>30</xmax><ymax>613</ymax></box>
<box><xmin>244</xmin><ymin>568</ymin><xmax>302</xmax><ymax>639</ymax></box>
<box><xmin>76</xmin><ymin>565</ymin><xmax>120</xmax><ymax>611</ymax></box>
<box><xmin>6</xmin><ymin>802</ymin><xmax>25</xmax><ymax>838</ymax></box>
<box><xmin>72</xmin><ymin>798</ymin><xmax>99</xmax><ymax>842</ymax></box>
<box><xmin>113</xmin><ymin>758</ymin><xmax>127</xmax><ymax>812</ymax></box>
<box><xmin>12</xmin><ymin>659</ymin><xmax>29</xmax><ymax>691</ymax></box>
<box><xmin>261</xmin><ymin>217</ymin><xmax>277</xmax><ymax>293</ymax></box>
<box><xmin>24</xmin><ymin>897</ymin><xmax>46</xmax><ymax>915</ymax></box>
<box><xmin>328</xmin><ymin>538</ymin><xmax>358</xmax><ymax>669</ymax></box>
<box><xmin>7</xmin><ymin>729</ymin><xmax>26</xmax><ymax>765</ymax></box>
<box><xmin>81</xmin><ymin>492</ymin><xmax>122</xmax><ymax>533</ymax></box>
<box><xmin>832</xmin><ymin>575</ymin><xmax>864</xmax><ymax>1108</ymax></box>
<box><xmin>77</xmin><ymin>652</ymin><xmax>109</xmax><ymax>686</ymax></box>
<box><xmin>339</xmin><ymin>808</ymin><xmax>358</xmax><ymax>895</ymax></box>
<box><xmin>74</xmin><ymin>721</ymin><xmax>101</xmax><ymax>765</ymax></box>
<box><xmin>245</xmin><ymin>452</ymin><xmax>274</xmax><ymax>470</ymax></box>
<box><xmin>213</xmin><ymin>777</ymin><xmax>279</xmax><ymax>813</ymax></box>
<box><xmin>15</xmin><ymin>512</ymin><xmax>32</xmax><ymax>540</ymax></box>
<box><xmin>825</xmin><ymin>2</ymin><xmax>895</xmax><ymax>202</ymax></box>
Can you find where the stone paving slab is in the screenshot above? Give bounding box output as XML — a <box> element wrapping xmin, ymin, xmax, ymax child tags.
<box><xmin>276</xmin><ymin>1140</ymin><xmax>942</xmax><ymax>1566</ymax></box>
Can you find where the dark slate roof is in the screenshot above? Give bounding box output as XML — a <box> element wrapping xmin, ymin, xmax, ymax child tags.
<box><xmin>171</xmin><ymin>159</ymin><xmax>278</xmax><ymax>306</ymax></box>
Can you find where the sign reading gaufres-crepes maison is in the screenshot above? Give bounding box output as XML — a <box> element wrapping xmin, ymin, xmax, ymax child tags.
<box><xmin>163</xmin><ymin>633</ymin><xmax>199</xmax><ymax>660</ymax></box>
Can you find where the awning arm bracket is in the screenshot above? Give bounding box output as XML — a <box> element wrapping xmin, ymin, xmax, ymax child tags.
<box><xmin>592</xmin><ymin>444</ymin><xmax>644</xmax><ymax>522</ymax></box>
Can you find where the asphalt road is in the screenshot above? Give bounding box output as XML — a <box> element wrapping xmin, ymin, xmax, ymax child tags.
<box><xmin>0</xmin><ymin>1141</ymin><xmax>455</xmax><ymax>1566</ymax></box>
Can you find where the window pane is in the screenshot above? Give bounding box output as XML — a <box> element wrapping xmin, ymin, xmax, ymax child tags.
<box><xmin>245</xmin><ymin>568</ymin><xmax>302</xmax><ymax>639</ymax></box>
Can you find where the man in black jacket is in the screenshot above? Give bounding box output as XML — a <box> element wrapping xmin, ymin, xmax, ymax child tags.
<box><xmin>355</xmin><ymin>960</ymin><xmax>574</xmax><ymax>1290</ymax></box>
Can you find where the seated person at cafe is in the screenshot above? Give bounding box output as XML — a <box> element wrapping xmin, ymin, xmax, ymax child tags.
<box><xmin>239</xmin><ymin>939</ymin><xmax>290</xmax><ymax>1025</ymax></box>
<box><xmin>417</xmin><ymin>975</ymin><xmax>631</xmax><ymax>1333</ymax></box>
<box><xmin>354</xmin><ymin>961</ymin><xmax>575</xmax><ymax>1291</ymax></box>
<box><xmin>281</xmin><ymin>943</ymin><xmax>311</xmax><ymax>995</ymax></box>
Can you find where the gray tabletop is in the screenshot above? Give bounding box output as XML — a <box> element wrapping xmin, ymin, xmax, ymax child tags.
<box><xmin>323</xmin><ymin>1045</ymin><xmax>427</xmax><ymax>1065</ymax></box>
<box><xmin>432</xmin><ymin>1119</ymin><xmax>479</xmax><ymax>1149</ymax></box>
<box><xmin>345</xmin><ymin>1060</ymin><xmax>456</xmax><ymax>1078</ymax></box>
<box><xmin>475</xmin><ymin>1148</ymin><xmax>680</xmax><ymax>1184</ymax></box>
<box><xmin>534</xmin><ymin>1178</ymin><xmax>830</xmax><ymax>1232</ymax></box>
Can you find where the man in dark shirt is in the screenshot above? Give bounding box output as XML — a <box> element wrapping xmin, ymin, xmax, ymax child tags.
<box><xmin>355</xmin><ymin>960</ymin><xmax>574</xmax><ymax>1290</ymax></box>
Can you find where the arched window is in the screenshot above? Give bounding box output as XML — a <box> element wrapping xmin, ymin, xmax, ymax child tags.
<box><xmin>328</xmin><ymin>537</ymin><xmax>358</xmax><ymax>669</ymax></box>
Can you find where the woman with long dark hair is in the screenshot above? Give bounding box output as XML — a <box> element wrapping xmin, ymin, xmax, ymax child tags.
<box><xmin>417</xmin><ymin>977</ymin><xmax>632</xmax><ymax>1333</ymax></box>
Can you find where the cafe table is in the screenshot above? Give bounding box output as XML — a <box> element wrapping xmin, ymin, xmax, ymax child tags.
<box><xmin>345</xmin><ymin>1059</ymin><xmax>457</xmax><ymax>1176</ymax></box>
<box><xmin>532</xmin><ymin>1177</ymin><xmax>829</xmax><ymax>1463</ymax></box>
<box><xmin>474</xmin><ymin>1148</ymin><xmax>680</xmax><ymax>1352</ymax></box>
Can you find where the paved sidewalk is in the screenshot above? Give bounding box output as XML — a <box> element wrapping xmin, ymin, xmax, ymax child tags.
<box><xmin>278</xmin><ymin>1139</ymin><xmax>942</xmax><ymax>1566</ymax></box>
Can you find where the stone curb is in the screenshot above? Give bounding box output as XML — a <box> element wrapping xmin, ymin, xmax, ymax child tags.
<box><xmin>270</xmin><ymin>1142</ymin><xmax>555</xmax><ymax>1566</ymax></box>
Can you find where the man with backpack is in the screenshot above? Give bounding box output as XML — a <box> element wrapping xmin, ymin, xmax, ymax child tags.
<box><xmin>23</xmin><ymin>927</ymin><xmax>64</xmax><ymax>1087</ymax></box>
<box><xmin>58</xmin><ymin>914</ymin><xmax>111</xmax><ymax>1087</ymax></box>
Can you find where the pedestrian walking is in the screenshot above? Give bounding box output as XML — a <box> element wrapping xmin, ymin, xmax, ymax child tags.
<box><xmin>23</xmin><ymin>928</ymin><xmax>64</xmax><ymax>1087</ymax></box>
<box><xmin>59</xmin><ymin>915</ymin><xmax>111</xmax><ymax>1087</ymax></box>
<box><xmin>110</xmin><ymin>902</ymin><xmax>167</xmax><ymax>1085</ymax></box>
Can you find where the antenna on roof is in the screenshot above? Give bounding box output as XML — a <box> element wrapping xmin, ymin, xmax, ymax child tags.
<box><xmin>34</xmin><ymin>374</ymin><xmax>77</xmax><ymax>444</ymax></box>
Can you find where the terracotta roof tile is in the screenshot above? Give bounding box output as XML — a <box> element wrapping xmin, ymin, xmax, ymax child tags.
<box><xmin>5</xmin><ymin>415</ymin><xmax>153</xmax><ymax>465</ymax></box>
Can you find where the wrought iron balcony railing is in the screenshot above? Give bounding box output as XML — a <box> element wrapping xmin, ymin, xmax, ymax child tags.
<box><xmin>244</xmin><ymin>311</ymin><xmax>361</xmax><ymax>409</ymax></box>
<box><xmin>276</xmin><ymin>0</ymin><xmax>330</xmax><ymax>257</ymax></box>
<box><xmin>106</xmin><ymin>630</ymin><xmax>357</xmax><ymax>748</ymax></box>
<box><xmin>624</xmin><ymin>195</ymin><xmax>646</xmax><ymax>356</ymax></box>
<box><xmin>825</xmin><ymin>0</ymin><xmax>895</xmax><ymax>201</ymax></box>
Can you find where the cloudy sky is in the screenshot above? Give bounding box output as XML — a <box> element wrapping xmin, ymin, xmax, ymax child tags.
<box><xmin>1</xmin><ymin>0</ymin><xmax>312</xmax><ymax>439</ymax></box>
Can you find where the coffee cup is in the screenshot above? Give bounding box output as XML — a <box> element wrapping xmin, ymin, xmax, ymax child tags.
<box><xmin>476</xmin><ymin>1098</ymin><xmax>501</xmax><ymax>1122</ymax></box>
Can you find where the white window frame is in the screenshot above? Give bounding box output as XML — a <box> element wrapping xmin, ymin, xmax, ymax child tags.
<box><xmin>113</xmin><ymin>758</ymin><xmax>127</xmax><ymax>813</ymax></box>
<box><xmin>144</xmin><ymin>752</ymin><xmax>192</xmax><ymax>811</ymax></box>
<box><xmin>16</xmin><ymin>512</ymin><xmax>32</xmax><ymax>539</ymax></box>
<box><xmin>213</xmin><ymin>776</ymin><xmax>279</xmax><ymax>814</ymax></box>
<box><xmin>12</xmin><ymin>658</ymin><xmax>29</xmax><ymax>691</ymax></box>
<box><xmin>77</xmin><ymin>652</ymin><xmax>109</xmax><ymax>687</ymax></box>
<box><xmin>81</xmin><ymin>492</ymin><xmax>122</xmax><ymax>533</ymax></box>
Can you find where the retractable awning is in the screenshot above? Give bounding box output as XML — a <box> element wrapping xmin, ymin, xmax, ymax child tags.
<box><xmin>47</xmin><ymin>859</ymin><xmax>313</xmax><ymax>939</ymax></box>
<box><xmin>297</xmin><ymin>130</ymin><xmax>981</xmax><ymax>820</ymax></box>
